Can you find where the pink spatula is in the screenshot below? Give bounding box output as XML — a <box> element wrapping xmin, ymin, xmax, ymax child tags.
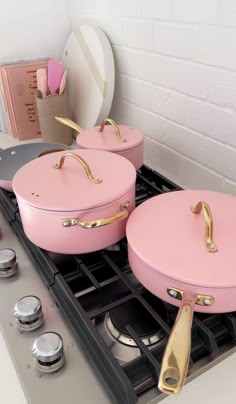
<box><xmin>36</xmin><ymin>68</ymin><xmax>47</xmax><ymax>98</ymax></box>
<box><xmin>47</xmin><ymin>59</ymin><xmax>63</xmax><ymax>95</ymax></box>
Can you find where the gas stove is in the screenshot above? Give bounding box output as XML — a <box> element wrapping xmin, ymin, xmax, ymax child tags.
<box><xmin>0</xmin><ymin>165</ymin><xmax>236</xmax><ymax>404</ymax></box>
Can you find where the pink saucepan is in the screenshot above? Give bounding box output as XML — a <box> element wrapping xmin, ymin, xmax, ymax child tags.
<box><xmin>54</xmin><ymin>116</ymin><xmax>144</xmax><ymax>170</ymax></box>
<box><xmin>12</xmin><ymin>149</ymin><xmax>136</xmax><ymax>254</ymax></box>
<box><xmin>126</xmin><ymin>189</ymin><xmax>236</xmax><ymax>395</ymax></box>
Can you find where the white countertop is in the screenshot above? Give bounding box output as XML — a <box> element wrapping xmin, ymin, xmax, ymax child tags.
<box><xmin>162</xmin><ymin>354</ymin><xmax>236</xmax><ymax>404</ymax></box>
<box><xmin>0</xmin><ymin>331</ymin><xmax>28</xmax><ymax>404</ymax></box>
<box><xmin>1</xmin><ymin>132</ymin><xmax>236</xmax><ymax>404</ymax></box>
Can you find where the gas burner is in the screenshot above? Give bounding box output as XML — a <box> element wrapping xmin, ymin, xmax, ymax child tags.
<box><xmin>107</xmin><ymin>298</ymin><xmax>166</xmax><ymax>347</ymax></box>
<box><xmin>104</xmin><ymin>243</ymin><xmax>121</xmax><ymax>252</ymax></box>
<box><xmin>96</xmin><ymin>297</ymin><xmax>167</xmax><ymax>365</ymax></box>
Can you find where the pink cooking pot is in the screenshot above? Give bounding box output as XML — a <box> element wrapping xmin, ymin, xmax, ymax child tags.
<box><xmin>54</xmin><ymin>116</ymin><xmax>144</xmax><ymax>170</ymax></box>
<box><xmin>126</xmin><ymin>190</ymin><xmax>236</xmax><ymax>395</ymax></box>
<box><xmin>12</xmin><ymin>149</ymin><xmax>136</xmax><ymax>254</ymax></box>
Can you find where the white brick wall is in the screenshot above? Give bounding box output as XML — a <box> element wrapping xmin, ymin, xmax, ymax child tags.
<box><xmin>172</xmin><ymin>0</ymin><xmax>218</xmax><ymax>24</ymax></box>
<box><xmin>154</xmin><ymin>23</ymin><xmax>193</xmax><ymax>59</ymax></box>
<box><xmin>69</xmin><ymin>0</ymin><xmax>236</xmax><ymax>193</ymax></box>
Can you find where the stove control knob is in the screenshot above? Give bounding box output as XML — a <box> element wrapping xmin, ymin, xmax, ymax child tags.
<box><xmin>32</xmin><ymin>332</ymin><xmax>65</xmax><ymax>373</ymax></box>
<box><xmin>0</xmin><ymin>248</ymin><xmax>18</xmax><ymax>277</ymax></box>
<box><xmin>13</xmin><ymin>295</ymin><xmax>43</xmax><ymax>331</ymax></box>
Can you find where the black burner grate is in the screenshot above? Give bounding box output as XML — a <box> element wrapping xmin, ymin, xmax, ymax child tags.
<box><xmin>1</xmin><ymin>165</ymin><xmax>236</xmax><ymax>404</ymax></box>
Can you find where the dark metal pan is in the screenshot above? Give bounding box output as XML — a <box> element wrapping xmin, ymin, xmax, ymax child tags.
<box><xmin>0</xmin><ymin>142</ymin><xmax>71</xmax><ymax>191</ymax></box>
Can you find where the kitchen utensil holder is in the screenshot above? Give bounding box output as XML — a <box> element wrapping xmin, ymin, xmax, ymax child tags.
<box><xmin>36</xmin><ymin>90</ymin><xmax>73</xmax><ymax>145</ymax></box>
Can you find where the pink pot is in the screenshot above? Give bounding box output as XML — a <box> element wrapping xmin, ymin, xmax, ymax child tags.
<box><xmin>126</xmin><ymin>190</ymin><xmax>236</xmax><ymax>395</ymax></box>
<box><xmin>12</xmin><ymin>149</ymin><xmax>136</xmax><ymax>254</ymax></box>
<box><xmin>55</xmin><ymin>116</ymin><xmax>144</xmax><ymax>170</ymax></box>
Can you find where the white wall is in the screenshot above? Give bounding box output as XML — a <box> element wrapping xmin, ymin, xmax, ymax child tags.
<box><xmin>69</xmin><ymin>0</ymin><xmax>236</xmax><ymax>194</ymax></box>
<box><xmin>0</xmin><ymin>0</ymin><xmax>71</xmax><ymax>63</ymax></box>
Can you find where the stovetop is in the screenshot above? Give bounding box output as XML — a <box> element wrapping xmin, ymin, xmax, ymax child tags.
<box><xmin>1</xmin><ymin>165</ymin><xmax>236</xmax><ymax>404</ymax></box>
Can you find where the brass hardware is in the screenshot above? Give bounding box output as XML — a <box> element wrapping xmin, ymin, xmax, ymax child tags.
<box><xmin>52</xmin><ymin>152</ymin><xmax>102</xmax><ymax>184</ymax></box>
<box><xmin>195</xmin><ymin>294</ymin><xmax>214</xmax><ymax>306</ymax></box>
<box><xmin>167</xmin><ymin>288</ymin><xmax>214</xmax><ymax>306</ymax></box>
<box><xmin>191</xmin><ymin>201</ymin><xmax>218</xmax><ymax>253</ymax></box>
<box><xmin>158</xmin><ymin>296</ymin><xmax>194</xmax><ymax>395</ymax></box>
<box><xmin>167</xmin><ymin>288</ymin><xmax>183</xmax><ymax>300</ymax></box>
<box><xmin>54</xmin><ymin>116</ymin><xmax>83</xmax><ymax>133</ymax></box>
<box><xmin>98</xmin><ymin>118</ymin><xmax>127</xmax><ymax>143</ymax></box>
<box><xmin>62</xmin><ymin>202</ymin><xmax>130</xmax><ymax>229</ymax></box>
<box><xmin>159</xmin><ymin>289</ymin><xmax>215</xmax><ymax>394</ymax></box>
<box><xmin>37</xmin><ymin>148</ymin><xmax>66</xmax><ymax>157</ymax></box>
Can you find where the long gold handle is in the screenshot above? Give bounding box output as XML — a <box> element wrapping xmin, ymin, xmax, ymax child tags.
<box><xmin>52</xmin><ymin>152</ymin><xmax>102</xmax><ymax>184</ymax></box>
<box><xmin>98</xmin><ymin>118</ymin><xmax>127</xmax><ymax>143</ymax></box>
<box><xmin>62</xmin><ymin>202</ymin><xmax>130</xmax><ymax>228</ymax></box>
<box><xmin>54</xmin><ymin>116</ymin><xmax>83</xmax><ymax>133</ymax></box>
<box><xmin>191</xmin><ymin>201</ymin><xmax>218</xmax><ymax>252</ymax></box>
<box><xmin>158</xmin><ymin>295</ymin><xmax>195</xmax><ymax>395</ymax></box>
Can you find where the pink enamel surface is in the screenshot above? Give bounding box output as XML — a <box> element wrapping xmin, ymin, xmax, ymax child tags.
<box><xmin>76</xmin><ymin>125</ymin><xmax>144</xmax><ymax>152</ymax></box>
<box><xmin>0</xmin><ymin>179</ymin><xmax>12</xmax><ymax>192</ymax></box>
<box><xmin>126</xmin><ymin>190</ymin><xmax>236</xmax><ymax>289</ymax></box>
<box><xmin>79</xmin><ymin>143</ymin><xmax>143</xmax><ymax>170</ymax></box>
<box><xmin>117</xmin><ymin>143</ymin><xmax>143</xmax><ymax>170</ymax></box>
<box><xmin>12</xmin><ymin>149</ymin><xmax>136</xmax><ymax>211</ymax></box>
<box><xmin>128</xmin><ymin>244</ymin><xmax>236</xmax><ymax>313</ymax></box>
<box><xmin>17</xmin><ymin>189</ymin><xmax>135</xmax><ymax>254</ymax></box>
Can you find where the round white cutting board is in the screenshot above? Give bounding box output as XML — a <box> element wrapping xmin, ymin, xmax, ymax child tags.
<box><xmin>62</xmin><ymin>22</ymin><xmax>115</xmax><ymax>129</ymax></box>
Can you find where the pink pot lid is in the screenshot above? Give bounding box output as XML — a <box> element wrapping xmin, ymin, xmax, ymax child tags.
<box><xmin>77</xmin><ymin>123</ymin><xmax>144</xmax><ymax>152</ymax></box>
<box><xmin>12</xmin><ymin>149</ymin><xmax>136</xmax><ymax>212</ymax></box>
<box><xmin>126</xmin><ymin>190</ymin><xmax>236</xmax><ymax>288</ymax></box>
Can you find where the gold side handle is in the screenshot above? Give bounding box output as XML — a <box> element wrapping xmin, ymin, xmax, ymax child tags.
<box><xmin>191</xmin><ymin>201</ymin><xmax>218</xmax><ymax>253</ymax></box>
<box><xmin>52</xmin><ymin>152</ymin><xmax>102</xmax><ymax>184</ymax></box>
<box><xmin>158</xmin><ymin>295</ymin><xmax>195</xmax><ymax>395</ymax></box>
<box><xmin>98</xmin><ymin>118</ymin><xmax>127</xmax><ymax>143</ymax></box>
<box><xmin>62</xmin><ymin>202</ymin><xmax>130</xmax><ymax>229</ymax></box>
<box><xmin>54</xmin><ymin>116</ymin><xmax>83</xmax><ymax>133</ymax></box>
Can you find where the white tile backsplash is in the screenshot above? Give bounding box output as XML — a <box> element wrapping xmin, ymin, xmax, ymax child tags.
<box><xmin>69</xmin><ymin>0</ymin><xmax>236</xmax><ymax>193</ymax></box>
<box><xmin>172</xmin><ymin>0</ymin><xmax>219</xmax><ymax>24</ymax></box>
<box><xmin>137</xmin><ymin>0</ymin><xmax>173</xmax><ymax>21</ymax></box>
<box><xmin>154</xmin><ymin>23</ymin><xmax>193</xmax><ymax>59</ymax></box>
<box><xmin>2</xmin><ymin>0</ymin><xmax>236</xmax><ymax>194</ymax></box>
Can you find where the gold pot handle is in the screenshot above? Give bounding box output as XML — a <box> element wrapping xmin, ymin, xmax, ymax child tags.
<box><xmin>158</xmin><ymin>294</ymin><xmax>195</xmax><ymax>395</ymax></box>
<box><xmin>37</xmin><ymin>148</ymin><xmax>66</xmax><ymax>157</ymax></box>
<box><xmin>191</xmin><ymin>201</ymin><xmax>218</xmax><ymax>252</ymax></box>
<box><xmin>62</xmin><ymin>202</ymin><xmax>130</xmax><ymax>229</ymax></box>
<box><xmin>52</xmin><ymin>152</ymin><xmax>102</xmax><ymax>184</ymax></box>
<box><xmin>98</xmin><ymin>118</ymin><xmax>127</xmax><ymax>143</ymax></box>
<box><xmin>54</xmin><ymin>116</ymin><xmax>83</xmax><ymax>133</ymax></box>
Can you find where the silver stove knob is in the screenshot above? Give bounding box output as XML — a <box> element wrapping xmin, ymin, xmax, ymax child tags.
<box><xmin>32</xmin><ymin>332</ymin><xmax>65</xmax><ymax>373</ymax></box>
<box><xmin>13</xmin><ymin>296</ymin><xmax>43</xmax><ymax>331</ymax></box>
<box><xmin>0</xmin><ymin>248</ymin><xmax>18</xmax><ymax>277</ymax></box>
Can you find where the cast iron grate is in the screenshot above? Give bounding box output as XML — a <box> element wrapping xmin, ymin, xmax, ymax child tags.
<box><xmin>1</xmin><ymin>165</ymin><xmax>236</xmax><ymax>404</ymax></box>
